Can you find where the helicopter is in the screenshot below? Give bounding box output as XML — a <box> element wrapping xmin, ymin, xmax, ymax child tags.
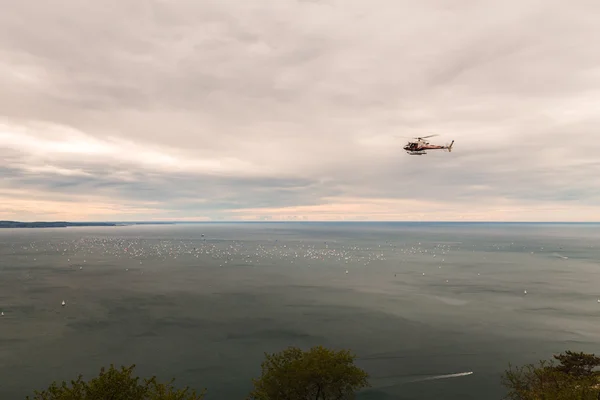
<box><xmin>403</xmin><ymin>134</ymin><xmax>454</xmax><ymax>155</ymax></box>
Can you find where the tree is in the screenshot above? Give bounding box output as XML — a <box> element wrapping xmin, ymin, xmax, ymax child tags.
<box><xmin>247</xmin><ymin>345</ymin><xmax>370</xmax><ymax>400</ymax></box>
<box><xmin>27</xmin><ymin>364</ymin><xmax>206</xmax><ymax>400</ymax></box>
<box><xmin>553</xmin><ymin>351</ymin><xmax>600</xmax><ymax>377</ymax></box>
<box><xmin>501</xmin><ymin>354</ymin><xmax>600</xmax><ymax>400</ymax></box>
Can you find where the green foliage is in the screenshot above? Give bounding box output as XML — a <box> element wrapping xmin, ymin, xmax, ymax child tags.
<box><xmin>501</xmin><ymin>353</ymin><xmax>600</xmax><ymax>400</ymax></box>
<box><xmin>26</xmin><ymin>364</ymin><xmax>206</xmax><ymax>400</ymax></box>
<box><xmin>553</xmin><ymin>351</ymin><xmax>600</xmax><ymax>377</ymax></box>
<box><xmin>31</xmin><ymin>347</ymin><xmax>600</xmax><ymax>400</ymax></box>
<box><xmin>247</xmin><ymin>345</ymin><xmax>370</xmax><ymax>400</ymax></box>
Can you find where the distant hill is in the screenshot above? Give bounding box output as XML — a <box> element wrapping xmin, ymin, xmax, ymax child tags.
<box><xmin>0</xmin><ymin>221</ymin><xmax>178</xmax><ymax>228</ymax></box>
<box><xmin>0</xmin><ymin>221</ymin><xmax>117</xmax><ymax>228</ymax></box>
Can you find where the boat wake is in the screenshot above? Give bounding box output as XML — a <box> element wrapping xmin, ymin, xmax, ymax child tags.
<box><xmin>409</xmin><ymin>371</ymin><xmax>473</xmax><ymax>383</ymax></box>
<box><xmin>369</xmin><ymin>371</ymin><xmax>475</xmax><ymax>391</ymax></box>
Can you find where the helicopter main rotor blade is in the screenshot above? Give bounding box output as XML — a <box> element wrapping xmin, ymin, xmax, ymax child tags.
<box><xmin>395</xmin><ymin>133</ymin><xmax>440</xmax><ymax>140</ymax></box>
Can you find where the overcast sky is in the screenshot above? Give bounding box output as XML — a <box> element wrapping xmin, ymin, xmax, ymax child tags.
<box><xmin>1</xmin><ymin>0</ymin><xmax>599</xmax><ymax>222</ymax></box>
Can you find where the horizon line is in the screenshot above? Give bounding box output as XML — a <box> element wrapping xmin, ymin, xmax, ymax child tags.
<box><xmin>3</xmin><ymin>220</ymin><xmax>600</xmax><ymax>224</ymax></box>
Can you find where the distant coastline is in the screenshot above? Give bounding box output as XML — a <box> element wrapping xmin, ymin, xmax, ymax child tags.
<box><xmin>1</xmin><ymin>220</ymin><xmax>597</xmax><ymax>229</ymax></box>
<box><xmin>0</xmin><ymin>221</ymin><xmax>175</xmax><ymax>228</ymax></box>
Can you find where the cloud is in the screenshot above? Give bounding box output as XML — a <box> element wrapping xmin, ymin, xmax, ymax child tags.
<box><xmin>1</xmin><ymin>0</ymin><xmax>599</xmax><ymax>221</ymax></box>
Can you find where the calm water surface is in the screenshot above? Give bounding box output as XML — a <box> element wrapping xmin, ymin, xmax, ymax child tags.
<box><xmin>1</xmin><ymin>222</ymin><xmax>599</xmax><ymax>399</ymax></box>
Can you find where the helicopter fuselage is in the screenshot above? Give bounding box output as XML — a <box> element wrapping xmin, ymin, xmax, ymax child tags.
<box><xmin>404</xmin><ymin>139</ymin><xmax>454</xmax><ymax>154</ymax></box>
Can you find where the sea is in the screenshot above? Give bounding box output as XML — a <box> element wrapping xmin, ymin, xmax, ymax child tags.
<box><xmin>0</xmin><ymin>222</ymin><xmax>599</xmax><ymax>399</ymax></box>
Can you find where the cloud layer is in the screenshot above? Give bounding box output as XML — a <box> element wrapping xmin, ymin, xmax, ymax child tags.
<box><xmin>2</xmin><ymin>0</ymin><xmax>600</xmax><ymax>221</ymax></box>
